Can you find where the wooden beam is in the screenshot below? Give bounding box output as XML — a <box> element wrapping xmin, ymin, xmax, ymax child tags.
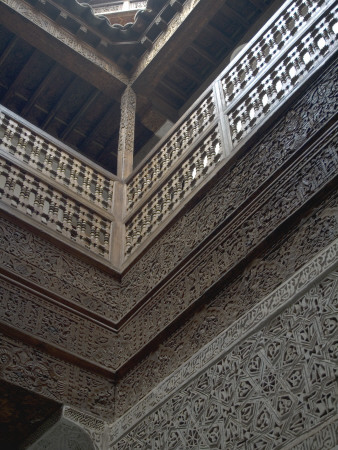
<box><xmin>151</xmin><ymin>94</ymin><xmax>179</xmax><ymax>123</ymax></box>
<box><xmin>0</xmin><ymin>35</ymin><xmax>18</xmax><ymax>67</ymax></box>
<box><xmin>206</xmin><ymin>23</ymin><xmax>234</xmax><ymax>48</ymax></box>
<box><xmin>154</xmin><ymin>88</ymin><xmax>182</xmax><ymax>113</ymax></box>
<box><xmin>131</xmin><ymin>0</ymin><xmax>229</xmax><ymax>94</ymax></box>
<box><xmin>247</xmin><ymin>0</ymin><xmax>265</xmax><ymax>11</ymax></box>
<box><xmin>160</xmin><ymin>78</ymin><xmax>188</xmax><ymax>103</ymax></box>
<box><xmin>97</xmin><ymin>131</ymin><xmax>118</xmax><ymax>161</ymax></box>
<box><xmin>41</xmin><ymin>77</ymin><xmax>76</xmax><ymax>130</ymax></box>
<box><xmin>79</xmin><ymin>102</ymin><xmax>120</xmax><ymax>149</ymax></box>
<box><xmin>2</xmin><ymin>49</ymin><xmax>37</xmax><ymax>104</ymax></box>
<box><xmin>0</xmin><ymin>0</ymin><xmax>127</xmax><ymax>101</ymax></box>
<box><xmin>117</xmin><ymin>86</ymin><xmax>135</xmax><ymax>179</ymax></box>
<box><xmin>21</xmin><ymin>63</ymin><xmax>59</xmax><ymax>116</ymax></box>
<box><xmin>60</xmin><ymin>89</ymin><xmax>101</xmax><ymax>140</ymax></box>
<box><xmin>190</xmin><ymin>42</ymin><xmax>217</xmax><ymax>66</ymax></box>
<box><xmin>221</xmin><ymin>4</ymin><xmax>250</xmax><ymax>28</ymax></box>
<box><xmin>175</xmin><ymin>60</ymin><xmax>203</xmax><ymax>85</ymax></box>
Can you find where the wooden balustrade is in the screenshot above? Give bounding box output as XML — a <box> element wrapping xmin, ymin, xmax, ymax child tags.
<box><xmin>124</xmin><ymin>0</ymin><xmax>337</xmax><ymax>257</ymax></box>
<box><xmin>127</xmin><ymin>91</ymin><xmax>216</xmax><ymax>211</ymax></box>
<box><xmin>125</xmin><ymin>127</ymin><xmax>222</xmax><ymax>254</ymax></box>
<box><xmin>0</xmin><ymin>107</ymin><xmax>115</xmax><ymax>211</ymax></box>
<box><xmin>0</xmin><ymin>106</ymin><xmax>115</xmax><ymax>261</ymax></box>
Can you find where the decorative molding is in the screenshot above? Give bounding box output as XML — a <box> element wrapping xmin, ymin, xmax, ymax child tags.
<box><xmin>286</xmin><ymin>416</ymin><xmax>338</xmax><ymax>449</ymax></box>
<box><xmin>0</xmin><ymin>215</ymin><xmax>122</xmax><ymax>321</ymax></box>
<box><xmin>109</xmin><ymin>239</ymin><xmax>338</xmax><ymax>445</ymax></box>
<box><xmin>0</xmin><ymin>276</ymin><xmax>120</xmax><ymax>369</ymax></box>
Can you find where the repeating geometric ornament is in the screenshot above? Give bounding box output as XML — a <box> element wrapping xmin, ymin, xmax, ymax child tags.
<box><xmin>112</xmin><ymin>271</ymin><xmax>338</xmax><ymax>449</ymax></box>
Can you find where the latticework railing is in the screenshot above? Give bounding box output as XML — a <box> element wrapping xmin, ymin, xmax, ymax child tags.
<box><xmin>124</xmin><ymin>0</ymin><xmax>337</xmax><ymax>257</ymax></box>
<box><xmin>0</xmin><ymin>107</ymin><xmax>116</xmax><ymax>260</ymax></box>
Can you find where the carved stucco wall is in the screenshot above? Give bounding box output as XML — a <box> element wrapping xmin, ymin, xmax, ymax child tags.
<box><xmin>110</xmin><ymin>241</ymin><xmax>338</xmax><ymax>449</ymax></box>
<box><xmin>115</xmin><ymin>188</ymin><xmax>338</xmax><ymax>416</ymax></box>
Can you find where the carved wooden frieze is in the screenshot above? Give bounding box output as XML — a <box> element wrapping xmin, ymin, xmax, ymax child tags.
<box><xmin>115</xmin><ymin>191</ymin><xmax>338</xmax><ymax>414</ymax></box>
<box><xmin>0</xmin><ymin>214</ymin><xmax>122</xmax><ymax>321</ymax></box>
<box><xmin>0</xmin><ymin>277</ymin><xmax>120</xmax><ymax>370</ymax></box>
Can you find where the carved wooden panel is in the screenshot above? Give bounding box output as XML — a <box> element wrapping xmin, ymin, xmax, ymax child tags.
<box><xmin>0</xmin><ymin>277</ymin><xmax>119</xmax><ymax>369</ymax></box>
<box><xmin>0</xmin><ymin>215</ymin><xmax>121</xmax><ymax>321</ymax></box>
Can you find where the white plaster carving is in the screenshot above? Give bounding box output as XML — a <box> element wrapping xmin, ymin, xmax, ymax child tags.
<box><xmin>109</xmin><ymin>240</ymin><xmax>338</xmax><ymax>447</ymax></box>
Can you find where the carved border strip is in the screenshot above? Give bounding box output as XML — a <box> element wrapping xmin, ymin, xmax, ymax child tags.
<box><xmin>282</xmin><ymin>415</ymin><xmax>338</xmax><ymax>449</ymax></box>
<box><xmin>0</xmin><ymin>275</ymin><xmax>120</xmax><ymax>370</ymax></box>
<box><xmin>0</xmin><ymin>213</ymin><xmax>122</xmax><ymax>322</ymax></box>
<box><xmin>109</xmin><ymin>238</ymin><xmax>338</xmax><ymax>440</ymax></box>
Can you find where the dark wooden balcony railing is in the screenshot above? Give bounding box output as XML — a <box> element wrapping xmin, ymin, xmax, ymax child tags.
<box><xmin>0</xmin><ymin>107</ymin><xmax>117</xmax><ymax>260</ymax></box>
<box><xmin>124</xmin><ymin>0</ymin><xmax>337</xmax><ymax>257</ymax></box>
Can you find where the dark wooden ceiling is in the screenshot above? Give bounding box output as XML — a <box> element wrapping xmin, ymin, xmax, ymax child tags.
<box><xmin>0</xmin><ymin>0</ymin><xmax>278</xmax><ymax>174</ymax></box>
<box><xmin>0</xmin><ymin>24</ymin><xmax>153</xmax><ymax>173</ymax></box>
<box><xmin>0</xmin><ymin>379</ymin><xmax>61</xmax><ymax>449</ymax></box>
